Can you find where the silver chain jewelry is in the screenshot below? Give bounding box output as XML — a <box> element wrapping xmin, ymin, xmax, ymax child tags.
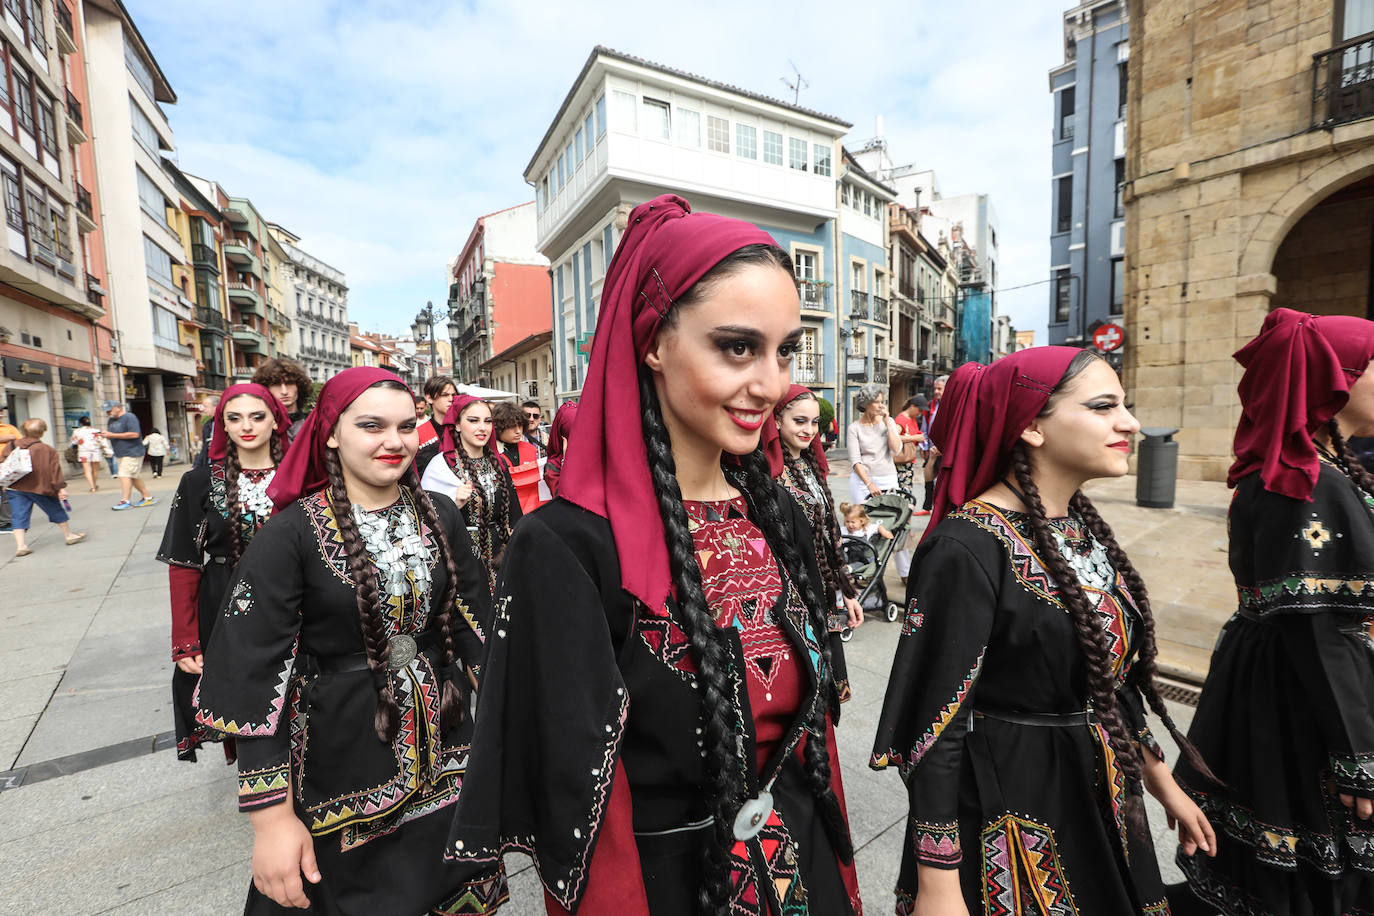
<box><xmin>237</xmin><ymin>470</ymin><xmax>276</xmax><ymax>524</ymax></box>
<box><xmin>352</xmin><ymin>501</ymin><xmax>433</xmax><ymax>606</ymax></box>
<box><xmin>1051</xmin><ymin>521</ymin><xmax>1115</xmax><ymax>592</ymax></box>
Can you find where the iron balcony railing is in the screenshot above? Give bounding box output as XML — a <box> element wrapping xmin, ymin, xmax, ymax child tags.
<box><xmin>849</xmin><ymin>289</ymin><xmax>869</xmax><ymax>319</ymax></box>
<box><xmin>798</xmin><ymin>279</ymin><xmax>830</xmax><ymax>310</ymax></box>
<box><xmin>793</xmin><ymin>351</ymin><xmax>824</xmax><ymax>385</ymax></box>
<box><xmin>872</xmin><ymin>295</ymin><xmax>890</xmax><ymax>326</ymax></box>
<box><xmin>76</xmin><ymin>183</ymin><xmax>93</xmax><ymax>220</ymax></box>
<box><xmin>56</xmin><ymin>0</ymin><xmax>74</xmax><ymax>37</ymax></box>
<box><xmin>191</xmin><ymin>243</ymin><xmax>218</xmax><ymax>268</ymax></box>
<box><xmin>65</xmin><ymin>90</ymin><xmax>82</xmax><ymax>131</ymax></box>
<box><xmin>873</xmin><ymin>358</ymin><xmax>889</xmax><ymax>384</ymax></box>
<box><xmin>195</xmin><ymin>305</ymin><xmax>228</xmax><ymax>332</ymax></box>
<box><xmin>1312</xmin><ymin>32</ymin><xmax>1374</xmax><ymax>129</ymax></box>
<box><xmin>199</xmin><ymin>372</ymin><xmax>228</xmax><ymax>391</ymax></box>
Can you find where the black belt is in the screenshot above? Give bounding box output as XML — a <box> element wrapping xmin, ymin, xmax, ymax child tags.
<box><xmin>307</xmin><ymin>629</ymin><xmax>442</xmax><ymax>674</ymax></box>
<box><xmin>973</xmin><ymin>707</ymin><xmax>1098</xmax><ymax>727</ymax></box>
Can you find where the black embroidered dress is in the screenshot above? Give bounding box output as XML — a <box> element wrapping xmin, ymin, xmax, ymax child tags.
<box><xmin>194</xmin><ymin>487</ymin><xmax>506</xmax><ymax>915</ymax></box>
<box><xmin>445</xmin><ymin>452</ymin><xmax>521</xmax><ymax>594</ymax></box>
<box><xmin>777</xmin><ymin>454</ymin><xmax>858</xmax><ymax>701</ymax></box>
<box><xmin>158</xmin><ymin>463</ymin><xmax>273</xmax><ymax>761</ymax></box>
<box><xmin>871</xmin><ymin>499</ymin><xmax>1171</xmax><ymax>915</ymax></box>
<box><xmin>446</xmin><ymin>484</ymin><xmax>860</xmax><ymax>915</ymax></box>
<box><xmin>1173</xmin><ymin>458</ymin><xmax>1374</xmax><ymax>915</ymax></box>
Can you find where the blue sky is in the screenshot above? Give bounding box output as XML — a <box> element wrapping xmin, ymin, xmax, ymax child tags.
<box><xmin>130</xmin><ymin>0</ymin><xmax>1063</xmax><ymax>342</ymax></box>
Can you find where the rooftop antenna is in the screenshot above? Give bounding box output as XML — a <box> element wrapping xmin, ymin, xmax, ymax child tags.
<box><xmin>780</xmin><ymin>60</ymin><xmax>809</xmax><ymax>105</ymax></box>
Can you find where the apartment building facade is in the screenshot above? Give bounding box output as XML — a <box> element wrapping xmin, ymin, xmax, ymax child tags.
<box><xmin>270</xmin><ymin>224</ymin><xmax>350</xmax><ymax>381</ymax></box>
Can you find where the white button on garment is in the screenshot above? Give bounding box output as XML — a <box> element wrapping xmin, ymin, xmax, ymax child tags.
<box><xmin>605</xmin><ymin>725</ymin><xmax>612</xmax><ymax>733</ymax></box>
<box><xmin>454</xmin><ymin>840</ymin><xmax>464</xmax><ymax>850</ymax></box>
<box><xmin>557</xmin><ymin>880</ymin><xmax>566</xmax><ymax>890</ymax></box>
<box><xmin>573</xmin><ymin>828</ymin><xmax>582</xmax><ymax>839</ymax></box>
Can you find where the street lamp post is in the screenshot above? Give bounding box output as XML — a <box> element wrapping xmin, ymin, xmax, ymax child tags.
<box><xmin>411</xmin><ymin>300</ymin><xmax>442</xmax><ymax>383</ymax></box>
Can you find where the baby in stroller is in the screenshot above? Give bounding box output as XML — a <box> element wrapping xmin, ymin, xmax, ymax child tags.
<box><xmin>838</xmin><ymin>493</ymin><xmax>915</xmax><ymax>634</ymax></box>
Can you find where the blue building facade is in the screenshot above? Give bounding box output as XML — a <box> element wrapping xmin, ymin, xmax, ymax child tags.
<box><xmin>1047</xmin><ymin>0</ymin><xmax>1128</xmax><ymax>349</ymax></box>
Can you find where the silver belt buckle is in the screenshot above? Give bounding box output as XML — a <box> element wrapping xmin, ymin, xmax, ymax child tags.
<box><xmin>387</xmin><ymin>633</ymin><xmax>417</xmax><ymax>669</ymax></box>
<box><xmin>731</xmin><ymin>790</ymin><xmax>774</xmax><ymax>841</ymax></box>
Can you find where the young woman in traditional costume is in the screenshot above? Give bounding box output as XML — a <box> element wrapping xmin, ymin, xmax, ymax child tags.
<box><xmin>870</xmin><ymin>346</ymin><xmax>1217</xmax><ymax>916</ymax></box>
<box><xmin>420</xmin><ymin>395</ymin><xmax>521</xmax><ymax>594</ymax></box>
<box><xmin>158</xmin><ymin>383</ymin><xmax>289</xmax><ymax>762</ymax></box>
<box><xmin>193</xmin><ymin>367</ymin><xmax>502</xmax><ymax>915</ymax></box>
<box><xmin>447</xmin><ymin>195</ymin><xmax>860</xmax><ymax>915</ymax></box>
<box><xmin>540</xmin><ymin>399</ymin><xmax>578</xmax><ymax>498</ymax></box>
<box><xmin>763</xmin><ymin>384</ymin><xmax>863</xmax><ymax>702</ymax></box>
<box><xmin>1170</xmin><ymin>307</ymin><xmax>1374</xmax><ymax>916</ymax></box>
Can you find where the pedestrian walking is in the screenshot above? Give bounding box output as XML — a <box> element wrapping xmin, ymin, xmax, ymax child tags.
<box><xmin>71</xmin><ymin>416</ymin><xmax>104</xmax><ymax>491</ymax></box>
<box><xmin>447</xmin><ymin>195</ymin><xmax>860</xmax><ymax>915</ymax></box>
<box><xmin>4</xmin><ymin>418</ymin><xmax>85</xmax><ymax>557</ymax></box>
<box><xmin>540</xmin><ymin>399</ymin><xmax>578</xmax><ymax>498</ymax></box>
<box><xmin>892</xmin><ymin>395</ymin><xmax>926</xmax><ymax>498</ymax></box>
<box><xmin>520</xmin><ymin>399</ymin><xmax>546</xmax><ymax>456</ymax></box>
<box><xmin>142</xmin><ymin>427</ymin><xmax>168</xmax><ymax>478</ymax></box>
<box><xmin>920</xmin><ymin>374</ymin><xmax>948</xmax><ymax>513</ymax></box>
<box><xmin>847</xmin><ymin>385</ymin><xmax>912</xmax><ymax>580</ymax></box>
<box><xmin>251</xmin><ymin>357</ymin><xmax>312</xmax><ymax>441</ymax></box>
<box><xmin>414</xmin><ymin>376</ymin><xmax>456</xmax><ymax>476</ymax></box>
<box><xmin>101</xmin><ymin>401</ymin><xmax>155</xmax><ymax>511</ymax></box>
<box><xmin>763</xmin><ymin>384</ymin><xmax>863</xmax><ymax>702</ymax></box>
<box><xmin>493</xmin><ymin>400</ymin><xmax>548</xmax><ymax>513</ymax></box>
<box><xmin>0</xmin><ymin>403</ymin><xmax>19</xmax><ymax>532</ymax></box>
<box><xmin>420</xmin><ymin>395</ymin><xmax>521</xmax><ymax>595</ymax></box>
<box><xmin>870</xmin><ymin>347</ymin><xmax>1217</xmax><ymax>916</ymax></box>
<box><xmin>194</xmin><ymin>367</ymin><xmax>498</xmax><ymax>914</ymax></box>
<box><xmin>1170</xmin><ymin>308</ymin><xmax>1374</xmax><ymax>916</ymax></box>
<box><xmin>156</xmin><ymin>384</ymin><xmax>289</xmax><ymax>762</ymax></box>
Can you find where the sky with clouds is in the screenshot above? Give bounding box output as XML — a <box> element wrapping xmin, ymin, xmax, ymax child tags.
<box><xmin>129</xmin><ymin>0</ymin><xmax>1064</xmax><ymax>341</ymax></box>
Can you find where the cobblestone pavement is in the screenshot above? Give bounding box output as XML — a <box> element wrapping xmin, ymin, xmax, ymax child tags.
<box><xmin>0</xmin><ymin>462</ymin><xmax>1213</xmax><ymax>913</ymax></box>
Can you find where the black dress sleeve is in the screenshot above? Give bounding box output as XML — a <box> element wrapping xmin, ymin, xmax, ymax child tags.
<box><xmin>871</xmin><ymin>531</ymin><xmax>998</xmax><ymax>869</ymax></box>
<box><xmin>195</xmin><ymin>507</ymin><xmax>307</xmax><ymax>812</ymax></box>
<box><xmin>157</xmin><ymin>468</ymin><xmax>209</xmax><ymax>569</ymax></box>
<box><xmin>446</xmin><ymin>504</ymin><xmax>630</xmax><ymax>913</ymax></box>
<box><xmin>429</xmin><ymin>490</ymin><xmax>489</xmax><ymax>672</ymax></box>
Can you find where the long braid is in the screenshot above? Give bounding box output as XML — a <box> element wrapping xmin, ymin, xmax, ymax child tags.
<box><xmin>324</xmin><ymin>447</ymin><xmax>401</xmax><ymax>742</ymax></box>
<box><xmin>740</xmin><ymin>449</ymin><xmax>854</xmax><ymax>863</ymax></box>
<box><xmin>406</xmin><ymin>466</ymin><xmax>464</xmax><ymax>729</ymax></box>
<box><xmin>222</xmin><ymin>445</ymin><xmax>245</xmax><ymax>566</ymax></box>
<box><xmin>1011</xmin><ymin>445</ymin><xmax>1148</xmax><ymax>841</ymax></box>
<box><xmin>1070</xmin><ymin>491</ymin><xmax>1223</xmax><ymax>786</ymax></box>
<box><xmin>452</xmin><ymin>447</ymin><xmax>494</xmax><ymax>583</ymax></box>
<box><xmin>802</xmin><ymin>451</ymin><xmax>858</xmax><ymax>600</ymax></box>
<box><xmin>1327</xmin><ymin>419</ymin><xmax>1374</xmax><ymax>499</ymax></box>
<box><xmin>639</xmin><ymin>369</ymin><xmax>742</xmax><ymax>915</ymax></box>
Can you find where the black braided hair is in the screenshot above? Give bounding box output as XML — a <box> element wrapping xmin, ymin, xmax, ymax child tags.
<box><xmin>737</xmin><ymin>448</ymin><xmax>854</xmax><ymax>863</ymax></box>
<box><xmin>403</xmin><ymin>463</ymin><xmax>464</xmax><ymax>728</ymax></box>
<box><xmin>638</xmin><ymin>368</ymin><xmax>741</xmax><ymax>915</ymax></box>
<box><xmin>323</xmin><ymin>446</ymin><xmax>401</xmax><ymax>742</ymax></box>
<box><xmin>1327</xmin><ymin>419</ymin><xmax>1374</xmax><ymax>499</ymax></box>
<box><xmin>1010</xmin><ymin>443</ymin><xmax>1148</xmax><ymax>841</ymax></box>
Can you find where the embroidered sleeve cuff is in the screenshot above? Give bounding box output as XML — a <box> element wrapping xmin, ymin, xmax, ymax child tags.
<box><xmin>1331</xmin><ymin>752</ymin><xmax>1374</xmax><ymax>796</ymax></box>
<box><xmin>1137</xmin><ymin>726</ymin><xmax>1166</xmax><ymax>762</ymax></box>
<box><xmin>172</xmin><ymin>642</ymin><xmax>202</xmax><ymax>662</ymax></box>
<box><xmin>237</xmin><ymin>762</ymin><xmax>291</xmax><ymax>812</ymax></box>
<box><xmin>912</xmin><ymin>819</ymin><xmax>961</xmax><ymax>868</ymax></box>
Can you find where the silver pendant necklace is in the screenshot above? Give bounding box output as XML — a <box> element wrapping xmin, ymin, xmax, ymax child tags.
<box><xmin>352</xmin><ymin>499</ymin><xmax>433</xmax><ymax>608</ymax></box>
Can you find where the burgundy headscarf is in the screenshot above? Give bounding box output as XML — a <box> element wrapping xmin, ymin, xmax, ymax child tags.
<box><xmin>558</xmin><ymin>194</ymin><xmax>781</xmax><ymax>612</ymax></box>
<box><xmin>267</xmin><ymin>367</ymin><xmax>414</xmax><ymax>510</ymax></box>
<box><xmin>544</xmin><ymin>400</ymin><xmax>579</xmax><ymax>463</ymax></box>
<box><xmin>1228</xmin><ymin>307</ymin><xmax>1374</xmax><ymax>500</ymax></box>
<box><xmin>208</xmin><ymin>383</ymin><xmax>290</xmax><ymax>462</ymax></box>
<box><xmin>762</xmin><ymin>384</ymin><xmax>829</xmax><ymax>478</ymax></box>
<box><xmin>924</xmin><ymin>346</ymin><xmax>1083</xmax><ymax>540</ymax></box>
<box><xmin>438</xmin><ymin>394</ymin><xmax>498</xmax><ymax>461</ymax></box>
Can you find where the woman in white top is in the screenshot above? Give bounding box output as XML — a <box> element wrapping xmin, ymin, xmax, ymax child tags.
<box><xmin>142</xmin><ymin>427</ymin><xmax>169</xmax><ymax>478</ymax></box>
<box><xmin>846</xmin><ymin>385</ymin><xmax>911</xmax><ymax>578</ymax></box>
<box><xmin>71</xmin><ymin>416</ymin><xmax>104</xmax><ymax>491</ymax></box>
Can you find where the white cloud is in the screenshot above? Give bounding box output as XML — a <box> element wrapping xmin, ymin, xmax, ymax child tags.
<box><xmin>133</xmin><ymin>0</ymin><xmax>1062</xmax><ymax>340</ymax></box>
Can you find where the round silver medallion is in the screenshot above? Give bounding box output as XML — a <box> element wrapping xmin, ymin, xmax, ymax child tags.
<box><xmin>732</xmin><ymin>790</ymin><xmax>774</xmax><ymax>842</ymax></box>
<box><xmin>387</xmin><ymin>633</ymin><xmax>418</xmax><ymax>669</ymax></box>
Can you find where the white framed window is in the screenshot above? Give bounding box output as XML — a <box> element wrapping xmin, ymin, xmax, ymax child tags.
<box><xmin>143</xmin><ymin>235</ymin><xmax>173</xmax><ymax>287</ymax></box>
<box><xmin>151</xmin><ymin>304</ymin><xmax>180</xmax><ymax>349</ymax></box>
<box><xmin>642</xmin><ymin>98</ymin><xmax>670</xmax><ymax>140</ymax></box>
<box><xmin>611</xmin><ymin>90</ymin><xmax>637</xmax><ymax>132</ymax></box>
<box><xmin>841</xmin><ymin>183</ymin><xmax>851</xmax><ymax>206</ymax></box>
<box><xmin>130</xmin><ymin>97</ymin><xmax>159</xmax><ymax>155</ymax></box>
<box><xmin>863</xmin><ymin>193</ymin><xmax>872</xmax><ymax>217</ymax></box>
<box><xmin>706</xmin><ymin>115</ymin><xmax>729</xmax><ymax>153</ymax></box>
<box><xmin>762</xmin><ymin>130</ymin><xmax>783</xmax><ymax>165</ymax></box>
<box><xmin>788</xmin><ymin>137</ymin><xmax>807</xmax><ymax>171</ymax></box>
<box><xmin>813</xmin><ymin>143</ymin><xmax>832</xmax><ymax>177</ymax></box>
<box><xmin>595</xmin><ymin>94</ymin><xmax>607</xmax><ymax>136</ymax></box>
<box><xmin>851</xmin><ymin>260</ymin><xmax>865</xmax><ymax>292</ymax></box>
<box><xmin>574</xmin><ymin>127</ymin><xmax>584</xmax><ymax>163</ymax></box>
<box><xmin>677</xmin><ymin>108</ymin><xmax>701</xmax><ymax>147</ymax></box>
<box><xmin>136</xmin><ymin>167</ymin><xmax>166</xmax><ymax>222</ymax></box>
<box><xmin>735</xmin><ymin>123</ymin><xmax>756</xmax><ymax>159</ymax></box>
<box><xmin>793</xmin><ymin>248</ymin><xmax>818</xmax><ymax>281</ymax></box>
<box><xmin>584</xmin><ymin>112</ymin><xmax>595</xmax><ymax>153</ymax></box>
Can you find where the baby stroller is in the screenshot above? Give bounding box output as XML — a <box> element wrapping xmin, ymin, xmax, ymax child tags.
<box><xmin>839</xmin><ymin>490</ymin><xmax>916</xmax><ymax>639</ymax></box>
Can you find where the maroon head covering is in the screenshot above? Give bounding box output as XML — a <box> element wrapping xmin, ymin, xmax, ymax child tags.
<box><xmin>1228</xmin><ymin>307</ymin><xmax>1374</xmax><ymax>500</ymax></box>
<box><xmin>267</xmin><ymin>367</ymin><xmax>414</xmax><ymax>510</ymax></box>
<box><xmin>208</xmin><ymin>383</ymin><xmax>290</xmax><ymax>462</ymax></box>
<box><xmin>544</xmin><ymin>400</ymin><xmax>579</xmax><ymax>463</ymax></box>
<box><xmin>762</xmin><ymin>384</ymin><xmax>829</xmax><ymax>478</ymax></box>
<box><xmin>558</xmin><ymin>194</ymin><xmax>781</xmax><ymax>612</ymax></box>
<box><xmin>924</xmin><ymin>346</ymin><xmax>1083</xmax><ymax>540</ymax></box>
<box><xmin>438</xmin><ymin>393</ymin><xmax>498</xmax><ymax>460</ymax></box>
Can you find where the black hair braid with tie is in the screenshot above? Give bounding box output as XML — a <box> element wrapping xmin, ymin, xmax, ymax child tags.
<box><xmin>222</xmin><ymin>443</ymin><xmax>245</xmax><ymax>567</ymax></box>
<box><xmin>324</xmin><ymin>447</ymin><xmax>401</xmax><ymax>742</ymax></box>
<box><xmin>738</xmin><ymin>448</ymin><xmax>854</xmax><ymax>864</ymax></box>
<box><xmin>1068</xmin><ymin>491</ymin><xmax>1223</xmax><ymax>787</ymax></box>
<box><xmin>1327</xmin><ymin>419</ymin><xmax>1374</xmax><ymax>499</ymax></box>
<box><xmin>1010</xmin><ymin>444</ymin><xmax>1148</xmax><ymax>841</ymax></box>
<box><xmin>638</xmin><ymin>369</ymin><xmax>745</xmax><ymax>916</ymax></box>
<box><xmin>403</xmin><ymin>465</ymin><xmax>465</xmax><ymax>727</ymax></box>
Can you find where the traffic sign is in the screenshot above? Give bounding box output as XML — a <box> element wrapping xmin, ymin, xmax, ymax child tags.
<box><xmin>577</xmin><ymin>333</ymin><xmax>594</xmax><ymax>355</ymax></box>
<box><xmin>1093</xmin><ymin>322</ymin><xmax>1125</xmax><ymax>352</ymax></box>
